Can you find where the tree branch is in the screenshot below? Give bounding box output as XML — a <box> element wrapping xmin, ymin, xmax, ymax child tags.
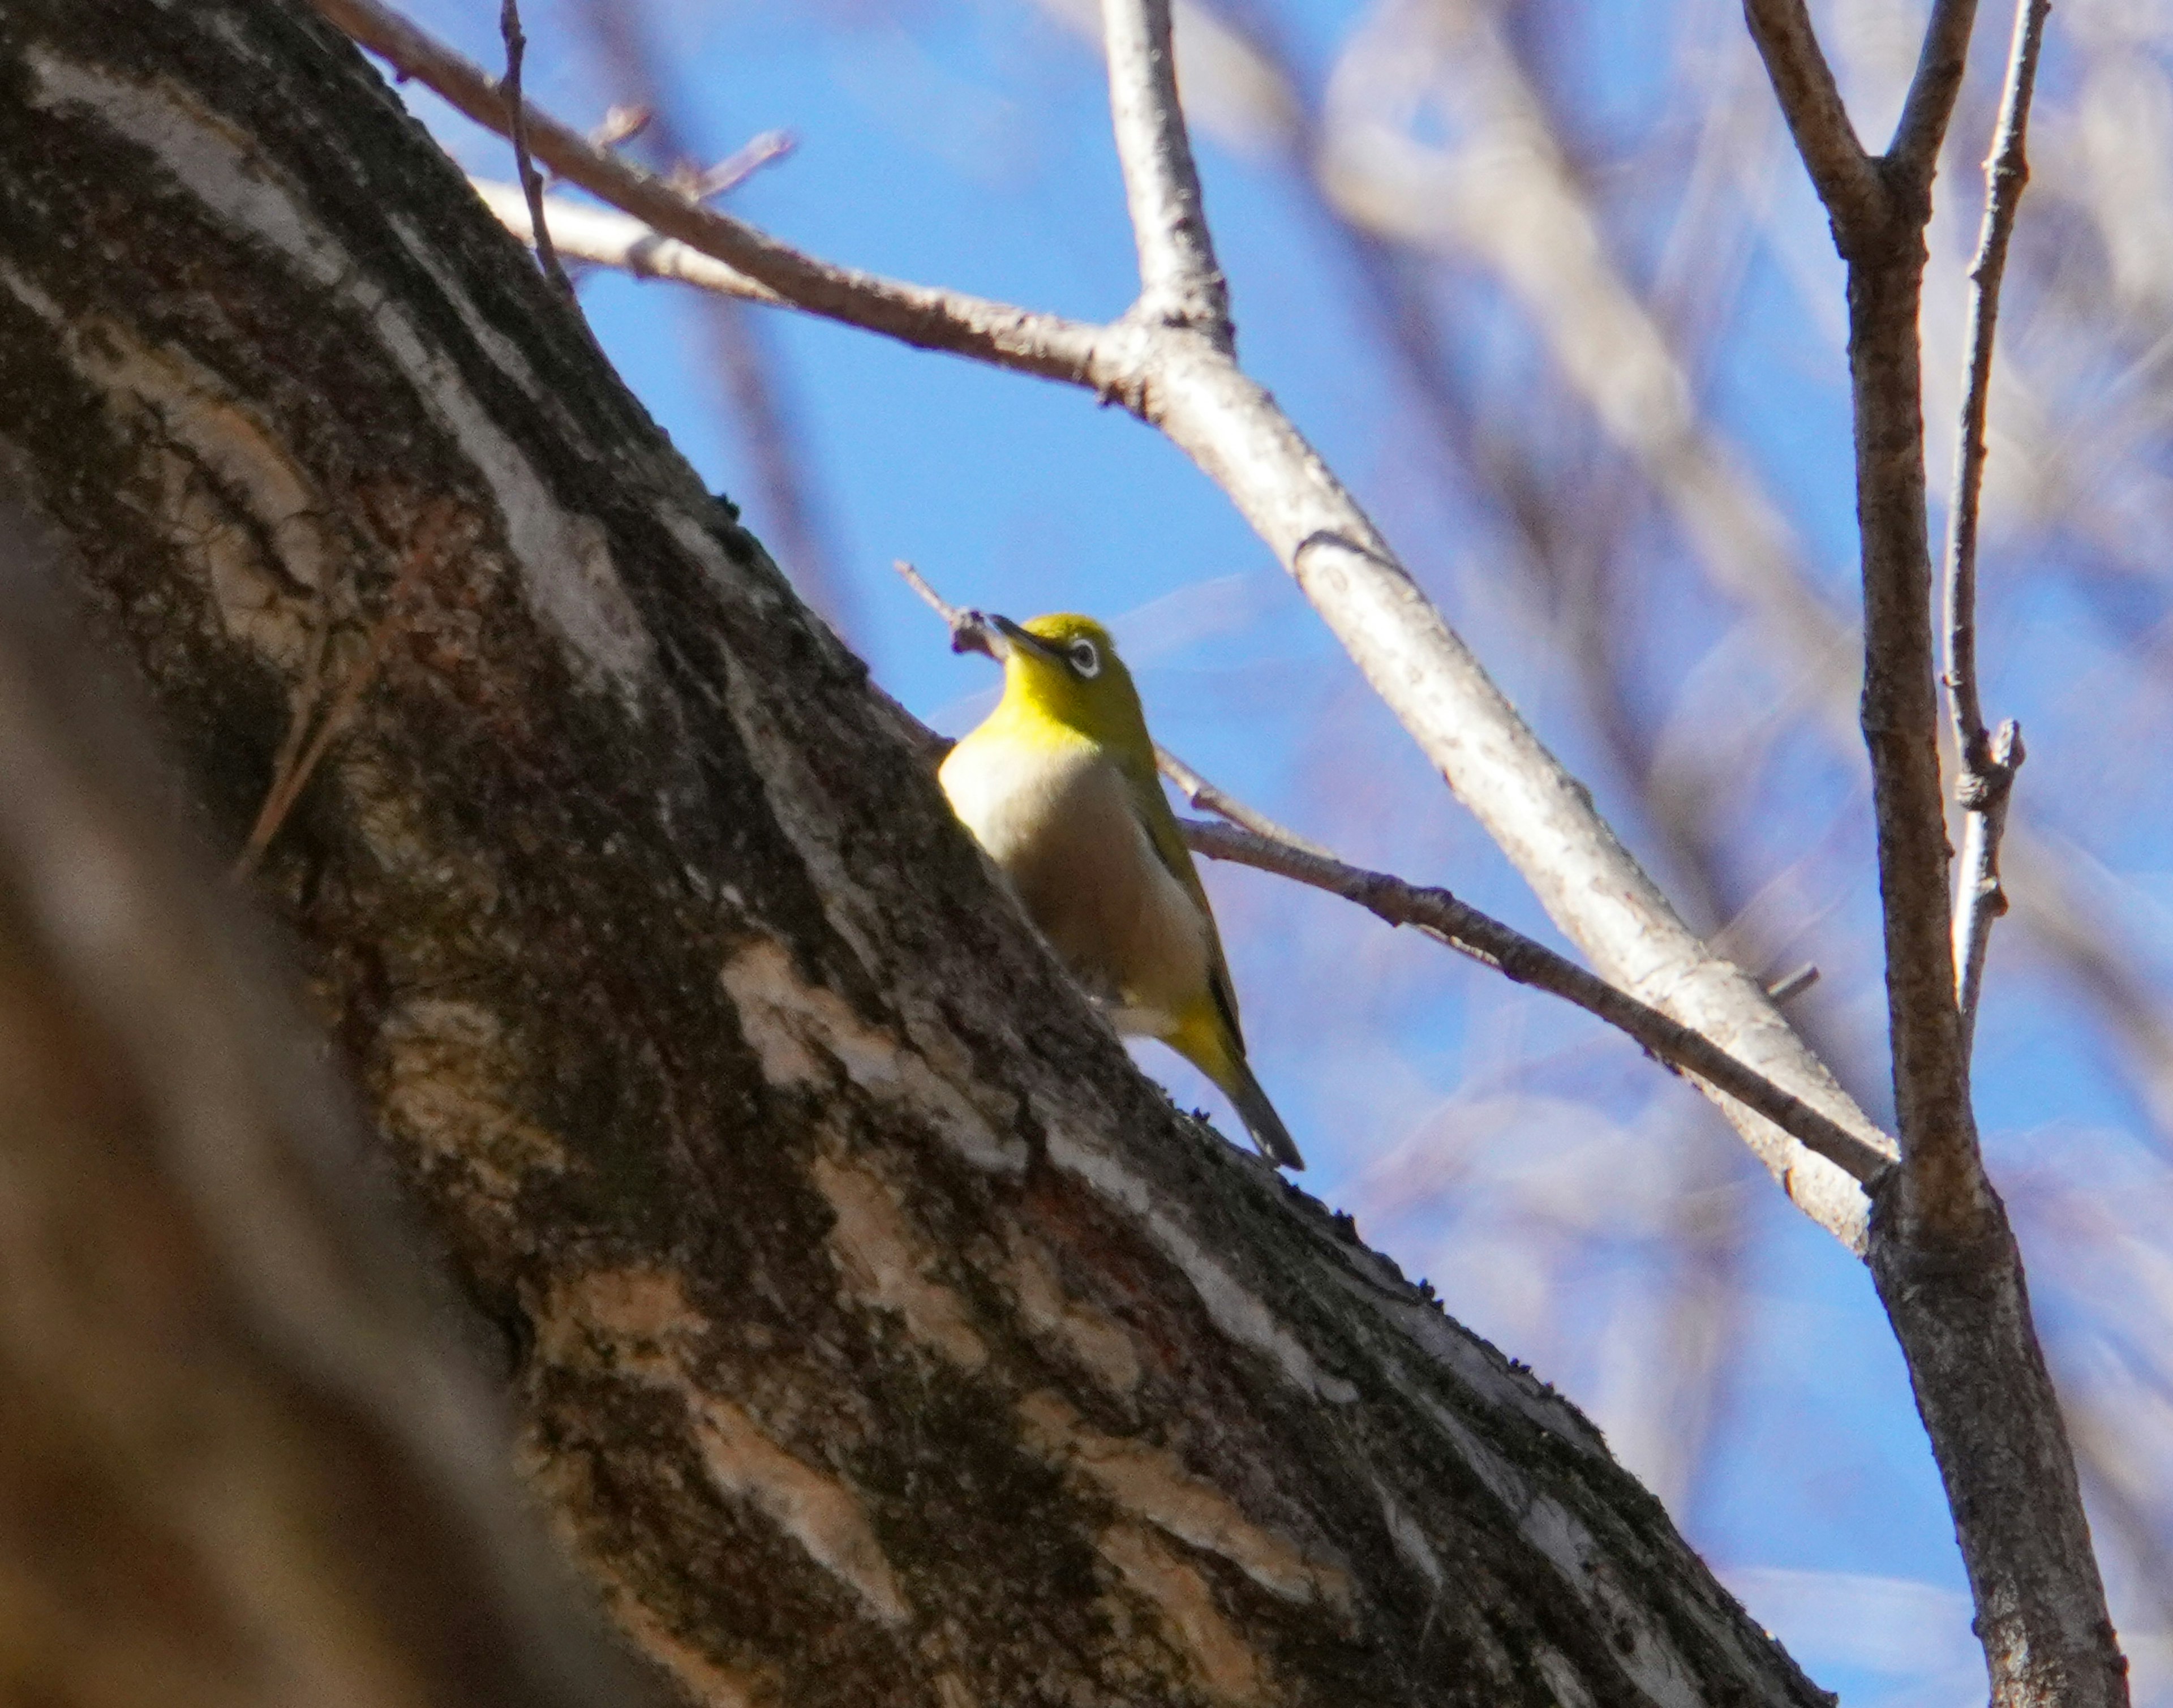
<box><xmin>470</xmin><ymin>179</ymin><xmax>783</xmax><ymax>303</ymax></box>
<box><xmin>1100</xmin><ymin>0</ymin><xmax>1233</xmax><ymax>340</ymax></box>
<box><xmin>1943</xmin><ymin>0</ymin><xmax>2047</xmax><ymax>1055</ymax></box>
<box><xmin>311</xmin><ymin>0</ymin><xmax>1111</xmax><ymax>383</ymax></box>
<box><xmin>1740</xmin><ymin>0</ymin><xmax>1886</xmax><ymax>240</ymax></box>
<box><xmin>497</xmin><ymin>0</ymin><xmax>576</xmax><ymax>302</ymax></box>
<box><xmin>1176</xmin><ymin>816</ymin><xmax>1890</xmax><ymax>1183</ymax></box>
<box><xmin>1888</xmin><ymin>0</ymin><xmax>1987</xmax><ymax>187</ymax></box>
<box><xmin>1156</xmin><ymin>746</ymin><xmax>1335</xmax><ymax>860</ymax></box>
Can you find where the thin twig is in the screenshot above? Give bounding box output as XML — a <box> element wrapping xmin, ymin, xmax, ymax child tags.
<box><xmin>892</xmin><ymin>559</ymin><xmax>1002</xmax><ymax>662</ymax></box>
<box><xmin>499</xmin><ymin>0</ymin><xmax>577</xmax><ymax>302</ymax></box>
<box><xmin>1178</xmin><ymin>816</ymin><xmax>1888</xmax><ymax>1182</ymax></box>
<box><xmin>314</xmin><ymin>0</ymin><xmax>1109</xmax><ymax>383</ymax></box>
<box><xmin>1154</xmin><ymin>746</ymin><xmax>1334</xmax><ymax>860</ymax></box>
<box><xmin>233</xmin><ymin>513</ymin><xmax>446</xmax><ymax>879</ymax></box>
<box><xmin>693</xmin><ymin>130</ymin><xmax>794</xmax><ymax>201</ymax></box>
<box><xmin>1100</xmin><ymin>0</ymin><xmax>1232</xmax><ymax>338</ymax></box>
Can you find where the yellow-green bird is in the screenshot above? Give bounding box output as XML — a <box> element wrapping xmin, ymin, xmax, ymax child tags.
<box><xmin>939</xmin><ymin>612</ymin><xmax>1304</xmax><ymax>1170</ymax></box>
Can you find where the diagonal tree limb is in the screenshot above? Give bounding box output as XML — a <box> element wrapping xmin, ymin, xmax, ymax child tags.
<box><xmin>313</xmin><ymin>0</ymin><xmax>1113</xmax><ymax>382</ymax></box>
<box><xmin>1175</xmin><ymin>816</ymin><xmax>1891</xmax><ymax>1183</ymax></box>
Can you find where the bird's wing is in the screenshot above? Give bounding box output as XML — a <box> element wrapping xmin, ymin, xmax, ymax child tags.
<box><xmin>1115</xmin><ymin>752</ymin><xmax>1247</xmax><ymax>1045</ymax></box>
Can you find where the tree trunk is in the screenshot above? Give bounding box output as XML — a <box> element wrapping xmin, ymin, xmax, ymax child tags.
<box><xmin>0</xmin><ymin>6</ymin><xmax>1836</xmax><ymax>1704</ymax></box>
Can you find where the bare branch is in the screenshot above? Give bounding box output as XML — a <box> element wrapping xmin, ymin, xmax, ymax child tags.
<box><xmin>1155</xmin><ymin>746</ymin><xmax>1334</xmax><ymax>860</ymax></box>
<box><xmin>1740</xmin><ymin>0</ymin><xmax>1886</xmax><ymax>239</ymax></box>
<box><xmin>1101</xmin><ymin>0</ymin><xmax>1234</xmax><ymax>339</ymax></box>
<box><xmin>312</xmin><ymin>0</ymin><xmax>1111</xmax><ymax>383</ymax></box>
<box><xmin>1176</xmin><ymin>816</ymin><xmax>1889</xmax><ymax>1182</ymax></box>
<box><xmin>693</xmin><ymin>129</ymin><xmax>794</xmax><ymax>201</ymax></box>
<box><xmin>1889</xmin><ymin>0</ymin><xmax>1988</xmax><ymax>186</ymax></box>
<box><xmin>497</xmin><ymin>0</ymin><xmax>577</xmax><ymax>302</ymax></box>
<box><xmin>1952</xmin><ymin>718</ymin><xmax>2024</xmax><ymax>1055</ymax></box>
<box><xmin>472</xmin><ymin>179</ymin><xmax>780</xmax><ymax>302</ymax></box>
<box><xmin>1941</xmin><ymin>0</ymin><xmax>2049</xmax><ymax>1055</ymax></box>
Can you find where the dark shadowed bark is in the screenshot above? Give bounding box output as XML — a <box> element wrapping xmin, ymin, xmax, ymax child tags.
<box><xmin>0</xmin><ymin>500</ymin><xmax>658</xmax><ymax>1708</ymax></box>
<box><xmin>0</xmin><ymin>5</ymin><xmax>1836</xmax><ymax>1703</ymax></box>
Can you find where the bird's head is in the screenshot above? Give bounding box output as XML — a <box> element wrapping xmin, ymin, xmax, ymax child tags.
<box><xmin>980</xmin><ymin>611</ymin><xmax>1152</xmax><ymax>754</ymax></box>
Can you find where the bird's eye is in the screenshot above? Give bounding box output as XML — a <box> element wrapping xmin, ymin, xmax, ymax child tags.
<box><xmin>1068</xmin><ymin>638</ymin><xmax>1102</xmax><ymax>679</ymax></box>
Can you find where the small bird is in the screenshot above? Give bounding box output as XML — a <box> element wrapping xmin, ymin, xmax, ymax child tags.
<box><xmin>939</xmin><ymin>612</ymin><xmax>1304</xmax><ymax>1170</ymax></box>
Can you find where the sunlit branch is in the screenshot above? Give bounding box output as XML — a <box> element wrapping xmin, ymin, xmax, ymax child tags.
<box><xmin>1943</xmin><ymin>0</ymin><xmax>2049</xmax><ymax>1056</ymax></box>
<box><xmin>1100</xmin><ymin>0</ymin><xmax>1232</xmax><ymax>338</ymax></box>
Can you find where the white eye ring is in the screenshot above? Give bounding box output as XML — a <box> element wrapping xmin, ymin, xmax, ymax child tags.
<box><xmin>1068</xmin><ymin>638</ymin><xmax>1102</xmax><ymax>679</ymax></box>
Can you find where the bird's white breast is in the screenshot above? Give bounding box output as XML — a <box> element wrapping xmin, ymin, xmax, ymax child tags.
<box><xmin>939</xmin><ymin>727</ymin><xmax>1208</xmax><ymax>1037</ymax></box>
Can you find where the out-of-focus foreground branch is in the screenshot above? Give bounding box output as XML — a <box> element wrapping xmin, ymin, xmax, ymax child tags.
<box><xmin>0</xmin><ymin>502</ymin><xmax>651</xmax><ymax>1708</ymax></box>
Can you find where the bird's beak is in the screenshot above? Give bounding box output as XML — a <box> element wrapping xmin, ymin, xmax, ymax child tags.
<box><xmin>983</xmin><ymin>612</ymin><xmax>1066</xmax><ymax>666</ymax></box>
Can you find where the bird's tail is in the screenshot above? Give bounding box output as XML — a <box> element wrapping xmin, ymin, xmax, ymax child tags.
<box><xmin>1221</xmin><ymin>1053</ymin><xmax>1306</xmax><ymax>1171</ymax></box>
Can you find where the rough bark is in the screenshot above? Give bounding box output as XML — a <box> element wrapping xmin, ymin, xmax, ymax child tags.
<box><xmin>0</xmin><ymin>5</ymin><xmax>1836</xmax><ymax>1705</ymax></box>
